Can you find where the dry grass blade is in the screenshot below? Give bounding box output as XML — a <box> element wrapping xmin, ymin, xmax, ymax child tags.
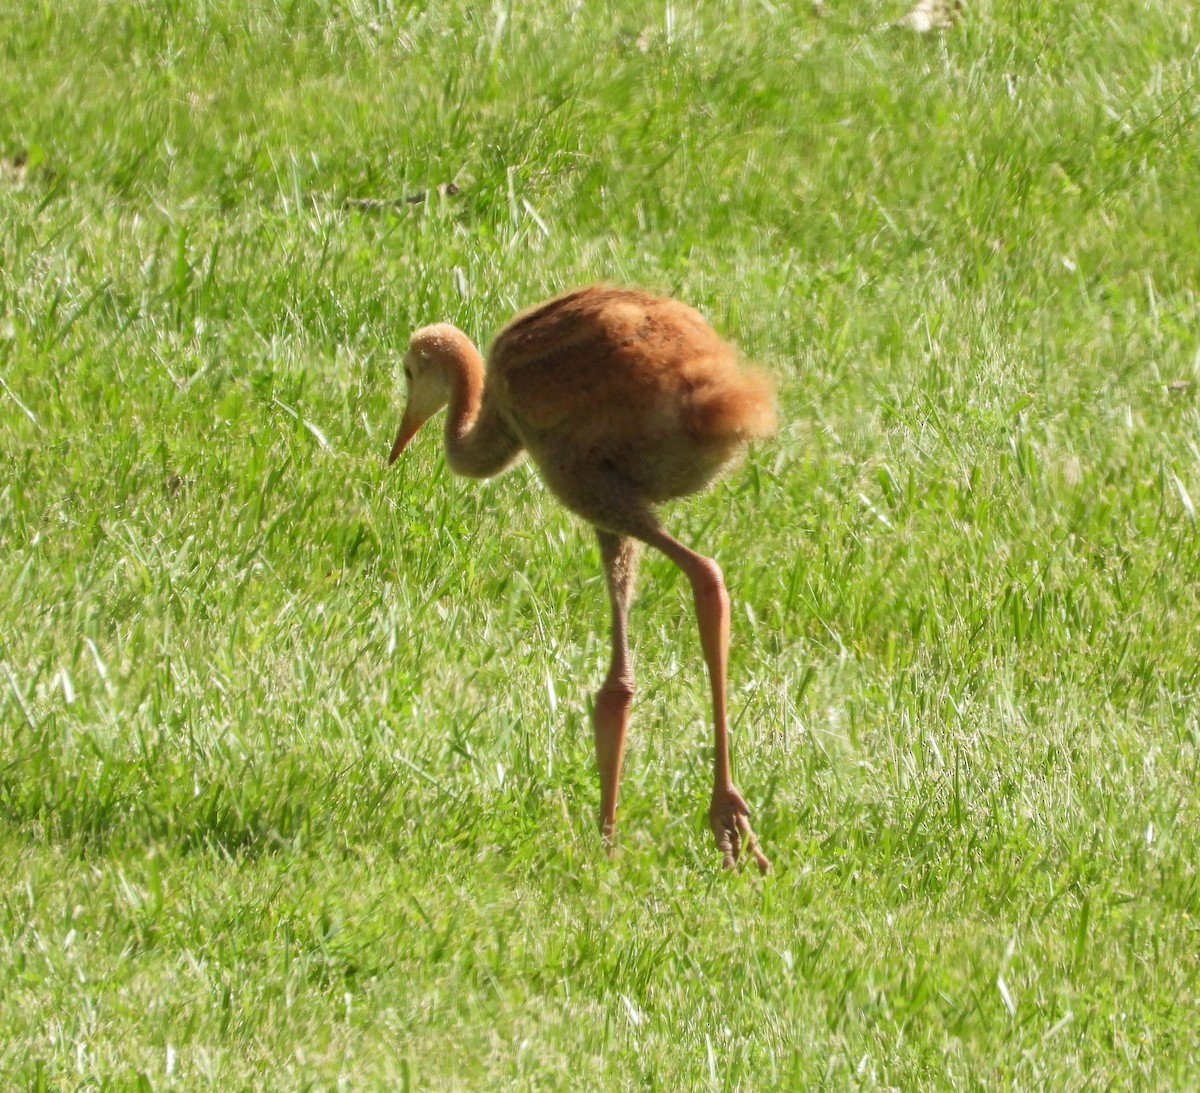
<box><xmin>896</xmin><ymin>0</ymin><xmax>963</xmax><ymax>32</ymax></box>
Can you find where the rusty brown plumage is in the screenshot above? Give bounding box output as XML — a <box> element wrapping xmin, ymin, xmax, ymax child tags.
<box><xmin>491</xmin><ymin>286</ymin><xmax>775</xmax><ymax>495</ymax></box>
<box><xmin>390</xmin><ymin>285</ymin><xmax>775</xmax><ymax>872</ymax></box>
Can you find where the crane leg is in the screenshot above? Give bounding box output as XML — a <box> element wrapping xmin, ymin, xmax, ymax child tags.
<box><xmin>550</xmin><ymin>457</ymin><xmax>769</xmax><ymax>873</ymax></box>
<box><xmin>641</xmin><ymin>527</ymin><xmax>771</xmax><ymax>874</ymax></box>
<box><xmin>594</xmin><ymin>530</ymin><xmax>639</xmax><ymax>850</ymax></box>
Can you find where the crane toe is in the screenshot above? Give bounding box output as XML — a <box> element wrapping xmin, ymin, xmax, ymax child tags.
<box><xmin>709</xmin><ymin>786</ymin><xmax>771</xmax><ymax>874</ymax></box>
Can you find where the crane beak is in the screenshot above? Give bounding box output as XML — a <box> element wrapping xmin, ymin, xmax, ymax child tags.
<box><xmin>388</xmin><ymin>412</ymin><xmax>422</xmax><ymax>465</ymax></box>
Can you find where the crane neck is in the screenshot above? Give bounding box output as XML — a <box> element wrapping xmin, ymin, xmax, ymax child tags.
<box><xmin>422</xmin><ymin>327</ymin><xmax>518</xmax><ymax>479</ymax></box>
<box><xmin>440</xmin><ymin>334</ymin><xmax>486</xmax><ymax>456</ymax></box>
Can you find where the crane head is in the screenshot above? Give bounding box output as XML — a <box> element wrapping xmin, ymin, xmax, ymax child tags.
<box><xmin>388</xmin><ymin>329</ymin><xmax>453</xmax><ymax>464</ymax></box>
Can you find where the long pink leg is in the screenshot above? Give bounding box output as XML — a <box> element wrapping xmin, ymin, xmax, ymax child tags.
<box><xmin>593</xmin><ymin>531</ymin><xmax>640</xmax><ymax>849</ymax></box>
<box><xmin>556</xmin><ymin>457</ymin><xmax>768</xmax><ymax>872</ymax></box>
<box><xmin>642</xmin><ymin>527</ymin><xmax>770</xmax><ymax>873</ymax></box>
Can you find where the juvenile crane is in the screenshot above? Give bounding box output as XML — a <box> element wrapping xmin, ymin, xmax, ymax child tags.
<box><xmin>389</xmin><ymin>285</ymin><xmax>775</xmax><ymax>872</ymax></box>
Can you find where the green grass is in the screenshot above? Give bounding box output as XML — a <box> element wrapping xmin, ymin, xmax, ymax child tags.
<box><xmin>2</xmin><ymin>0</ymin><xmax>1200</xmax><ymax>1087</ymax></box>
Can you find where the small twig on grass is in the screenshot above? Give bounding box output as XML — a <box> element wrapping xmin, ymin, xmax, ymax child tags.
<box><xmin>343</xmin><ymin>182</ymin><xmax>461</xmax><ymax>211</ymax></box>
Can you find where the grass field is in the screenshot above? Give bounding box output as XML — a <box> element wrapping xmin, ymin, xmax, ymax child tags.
<box><xmin>2</xmin><ymin>0</ymin><xmax>1199</xmax><ymax>1087</ymax></box>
